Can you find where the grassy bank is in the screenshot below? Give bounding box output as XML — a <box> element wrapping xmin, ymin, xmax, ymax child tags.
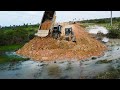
<box><xmin>0</xmin><ymin>24</ymin><xmax>38</xmax><ymax>46</ymax></box>
<box><xmin>0</xmin><ymin>44</ymin><xmax>24</xmax><ymax>52</ymax></box>
<box><xmin>0</xmin><ymin>24</ymin><xmax>38</xmax><ymax>64</ymax></box>
<box><xmin>0</xmin><ymin>54</ymin><xmax>29</xmax><ymax>64</ymax></box>
<box><xmin>0</xmin><ymin>44</ymin><xmax>29</xmax><ymax>64</ymax></box>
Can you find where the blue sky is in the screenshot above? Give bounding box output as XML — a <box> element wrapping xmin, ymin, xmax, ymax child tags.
<box><xmin>0</xmin><ymin>11</ymin><xmax>120</xmax><ymax>26</ymax></box>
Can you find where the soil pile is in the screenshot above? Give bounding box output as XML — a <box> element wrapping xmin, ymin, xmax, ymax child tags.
<box><xmin>16</xmin><ymin>23</ymin><xmax>107</xmax><ymax>61</ymax></box>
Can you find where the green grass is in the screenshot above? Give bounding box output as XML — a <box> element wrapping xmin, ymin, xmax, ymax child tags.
<box><xmin>0</xmin><ymin>44</ymin><xmax>27</xmax><ymax>64</ymax></box>
<box><xmin>0</xmin><ymin>24</ymin><xmax>38</xmax><ymax>64</ymax></box>
<box><xmin>0</xmin><ymin>44</ymin><xmax>24</xmax><ymax>52</ymax></box>
<box><xmin>0</xmin><ymin>54</ymin><xmax>29</xmax><ymax>64</ymax></box>
<box><xmin>81</xmin><ymin>22</ymin><xmax>114</xmax><ymax>29</ymax></box>
<box><xmin>80</xmin><ymin>17</ymin><xmax>120</xmax><ymax>25</ymax></box>
<box><xmin>96</xmin><ymin>22</ymin><xmax>120</xmax><ymax>30</ymax></box>
<box><xmin>0</xmin><ymin>24</ymin><xmax>38</xmax><ymax>46</ymax></box>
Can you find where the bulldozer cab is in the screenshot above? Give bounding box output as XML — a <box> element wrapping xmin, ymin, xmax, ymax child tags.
<box><xmin>65</xmin><ymin>27</ymin><xmax>73</xmax><ymax>36</ymax></box>
<box><xmin>65</xmin><ymin>27</ymin><xmax>76</xmax><ymax>42</ymax></box>
<box><xmin>52</xmin><ymin>25</ymin><xmax>62</xmax><ymax>39</ymax></box>
<box><xmin>53</xmin><ymin>25</ymin><xmax>62</xmax><ymax>32</ymax></box>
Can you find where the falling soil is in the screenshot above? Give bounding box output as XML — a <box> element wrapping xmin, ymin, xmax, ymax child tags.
<box><xmin>40</xmin><ymin>20</ymin><xmax>52</xmax><ymax>30</ymax></box>
<box><xmin>16</xmin><ymin>23</ymin><xmax>107</xmax><ymax>61</ymax></box>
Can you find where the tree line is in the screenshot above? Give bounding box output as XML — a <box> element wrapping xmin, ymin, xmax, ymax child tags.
<box><xmin>80</xmin><ymin>17</ymin><xmax>120</xmax><ymax>24</ymax></box>
<box><xmin>0</xmin><ymin>24</ymin><xmax>39</xmax><ymax>46</ymax></box>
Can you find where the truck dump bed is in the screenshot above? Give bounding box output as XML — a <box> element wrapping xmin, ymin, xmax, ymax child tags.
<box><xmin>35</xmin><ymin>11</ymin><xmax>56</xmax><ymax>37</ymax></box>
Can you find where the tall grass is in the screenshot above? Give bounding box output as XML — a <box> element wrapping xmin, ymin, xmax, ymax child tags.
<box><xmin>0</xmin><ymin>54</ymin><xmax>29</xmax><ymax>64</ymax></box>
<box><xmin>106</xmin><ymin>23</ymin><xmax>120</xmax><ymax>39</ymax></box>
<box><xmin>0</xmin><ymin>44</ymin><xmax>23</xmax><ymax>52</ymax></box>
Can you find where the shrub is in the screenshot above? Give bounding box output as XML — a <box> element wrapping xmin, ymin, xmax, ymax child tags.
<box><xmin>0</xmin><ymin>27</ymin><xmax>35</xmax><ymax>45</ymax></box>
<box><xmin>107</xmin><ymin>26</ymin><xmax>120</xmax><ymax>39</ymax></box>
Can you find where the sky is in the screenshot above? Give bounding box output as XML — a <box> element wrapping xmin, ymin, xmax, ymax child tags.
<box><xmin>0</xmin><ymin>11</ymin><xmax>120</xmax><ymax>26</ymax></box>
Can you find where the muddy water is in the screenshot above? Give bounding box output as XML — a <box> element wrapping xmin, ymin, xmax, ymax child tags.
<box><xmin>86</xmin><ymin>25</ymin><xmax>109</xmax><ymax>34</ymax></box>
<box><xmin>0</xmin><ymin>39</ymin><xmax>120</xmax><ymax>79</ymax></box>
<box><xmin>0</xmin><ymin>25</ymin><xmax>120</xmax><ymax>79</ymax></box>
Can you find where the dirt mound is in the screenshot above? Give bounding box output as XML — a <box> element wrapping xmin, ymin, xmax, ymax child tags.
<box><xmin>16</xmin><ymin>23</ymin><xmax>107</xmax><ymax>61</ymax></box>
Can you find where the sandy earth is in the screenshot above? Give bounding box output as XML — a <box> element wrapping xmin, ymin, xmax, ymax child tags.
<box><xmin>16</xmin><ymin>23</ymin><xmax>107</xmax><ymax>61</ymax></box>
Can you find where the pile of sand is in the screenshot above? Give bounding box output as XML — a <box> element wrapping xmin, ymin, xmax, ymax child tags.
<box><xmin>16</xmin><ymin>23</ymin><xmax>107</xmax><ymax>61</ymax></box>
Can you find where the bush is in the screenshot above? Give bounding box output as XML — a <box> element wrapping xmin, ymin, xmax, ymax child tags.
<box><xmin>0</xmin><ymin>29</ymin><xmax>29</xmax><ymax>45</ymax></box>
<box><xmin>0</xmin><ymin>54</ymin><xmax>29</xmax><ymax>64</ymax></box>
<box><xmin>107</xmin><ymin>28</ymin><xmax>120</xmax><ymax>39</ymax></box>
<box><xmin>0</xmin><ymin>26</ymin><xmax>37</xmax><ymax>45</ymax></box>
